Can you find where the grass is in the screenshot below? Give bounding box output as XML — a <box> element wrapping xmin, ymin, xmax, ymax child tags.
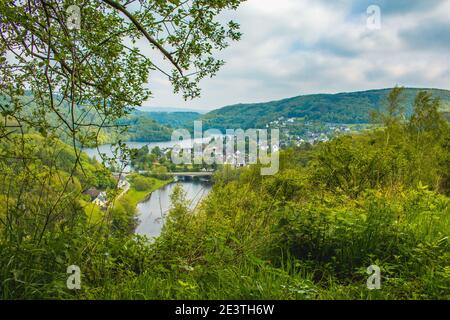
<box><xmin>80</xmin><ymin>199</ymin><xmax>103</xmax><ymax>224</ymax></box>
<box><xmin>123</xmin><ymin>174</ymin><xmax>173</xmax><ymax>207</ymax></box>
<box><xmin>79</xmin><ymin>187</ymin><xmax>449</xmax><ymax>300</ymax></box>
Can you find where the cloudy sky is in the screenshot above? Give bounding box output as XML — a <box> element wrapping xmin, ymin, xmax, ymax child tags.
<box><xmin>144</xmin><ymin>0</ymin><xmax>450</xmax><ymax>111</ymax></box>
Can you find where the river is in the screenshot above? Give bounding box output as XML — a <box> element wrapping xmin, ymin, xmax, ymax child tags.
<box><xmin>83</xmin><ymin>140</ymin><xmax>213</xmax><ymax>238</ymax></box>
<box><xmin>135</xmin><ymin>180</ymin><xmax>212</xmax><ymax>238</ymax></box>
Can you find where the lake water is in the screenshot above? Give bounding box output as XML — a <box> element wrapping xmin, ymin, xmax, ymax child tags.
<box><xmin>82</xmin><ymin>140</ymin><xmax>202</xmax><ymax>160</ymax></box>
<box><xmin>82</xmin><ymin>136</ymin><xmax>221</xmax><ymax>172</ymax></box>
<box><xmin>135</xmin><ymin>180</ymin><xmax>212</xmax><ymax>238</ymax></box>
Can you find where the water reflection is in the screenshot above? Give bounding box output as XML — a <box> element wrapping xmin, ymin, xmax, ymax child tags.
<box><xmin>135</xmin><ymin>180</ymin><xmax>212</xmax><ymax>238</ymax></box>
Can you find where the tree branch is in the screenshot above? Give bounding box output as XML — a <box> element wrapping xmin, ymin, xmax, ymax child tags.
<box><xmin>101</xmin><ymin>0</ymin><xmax>184</xmax><ymax>75</ymax></box>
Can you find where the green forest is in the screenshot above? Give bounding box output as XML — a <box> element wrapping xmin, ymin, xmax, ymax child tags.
<box><xmin>201</xmin><ymin>88</ymin><xmax>450</xmax><ymax>130</ymax></box>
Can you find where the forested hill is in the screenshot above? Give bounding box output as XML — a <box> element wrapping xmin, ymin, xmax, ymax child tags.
<box><xmin>200</xmin><ymin>88</ymin><xmax>450</xmax><ymax>130</ymax></box>
<box><xmin>0</xmin><ymin>92</ymin><xmax>185</xmax><ymax>144</ymax></box>
<box><xmin>140</xmin><ymin>111</ymin><xmax>201</xmax><ymax>127</ymax></box>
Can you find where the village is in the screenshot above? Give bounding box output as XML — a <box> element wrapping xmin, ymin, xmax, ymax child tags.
<box><xmin>81</xmin><ymin>119</ymin><xmax>369</xmax><ymax>208</ymax></box>
<box><xmin>265</xmin><ymin>116</ymin><xmax>370</xmax><ymax>147</ymax></box>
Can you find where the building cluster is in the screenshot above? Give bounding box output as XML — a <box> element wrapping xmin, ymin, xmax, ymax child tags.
<box><xmin>265</xmin><ymin>117</ymin><xmax>358</xmax><ymax>146</ymax></box>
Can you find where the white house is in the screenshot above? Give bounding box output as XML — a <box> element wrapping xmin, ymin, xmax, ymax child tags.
<box><xmin>93</xmin><ymin>191</ymin><xmax>108</xmax><ymax>208</ymax></box>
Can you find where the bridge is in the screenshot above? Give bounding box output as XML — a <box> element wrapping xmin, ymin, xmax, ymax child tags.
<box><xmin>114</xmin><ymin>171</ymin><xmax>215</xmax><ymax>177</ymax></box>
<box><xmin>167</xmin><ymin>172</ymin><xmax>214</xmax><ymax>177</ymax></box>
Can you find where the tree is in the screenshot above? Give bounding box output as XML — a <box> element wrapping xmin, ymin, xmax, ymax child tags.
<box><xmin>0</xmin><ymin>0</ymin><xmax>245</xmax><ymax>282</ymax></box>
<box><xmin>409</xmin><ymin>91</ymin><xmax>447</xmax><ymax>136</ymax></box>
<box><xmin>1</xmin><ymin>0</ymin><xmax>243</xmax><ymax>150</ymax></box>
<box><xmin>379</xmin><ymin>86</ymin><xmax>406</xmax><ymax>147</ymax></box>
<box><xmin>151</xmin><ymin>146</ymin><xmax>162</xmax><ymax>158</ymax></box>
<box><xmin>132</xmin><ymin>175</ymin><xmax>154</xmax><ymax>191</ymax></box>
<box><xmin>386</xmin><ymin>86</ymin><xmax>406</xmax><ymax>122</ymax></box>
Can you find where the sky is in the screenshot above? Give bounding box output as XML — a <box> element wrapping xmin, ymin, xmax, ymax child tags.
<box><xmin>143</xmin><ymin>0</ymin><xmax>450</xmax><ymax>111</ymax></box>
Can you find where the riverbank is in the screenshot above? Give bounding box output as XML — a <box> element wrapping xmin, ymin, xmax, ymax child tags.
<box><xmin>123</xmin><ymin>174</ymin><xmax>174</xmax><ymax>208</ymax></box>
<box><xmin>80</xmin><ymin>174</ymin><xmax>172</xmax><ymax>226</ymax></box>
<box><xmin>101</xmin><ymin>174</ymin><xmax>173</xmax><ymax>233</ymax></box>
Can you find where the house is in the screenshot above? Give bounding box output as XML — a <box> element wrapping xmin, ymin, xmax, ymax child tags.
<box><xmin>224</xmin><ymin>151</ymin><xmax>246</xmax><ymax>168</ymax></box>
<box><xmin>93</xmin><ymin>191</ymin><xmax>108</xmax><ymax>208</ymax></box>
<box><xmin>83</xmin><ymin>188</ymin><xmax>101</xmax><ymax>201</ymax></box>
<box><xmin>112</xmin><ymin>174</ymin><xmax>128</xmax><ymax>189</ymax></box>
<box><xmin>118</xmin><ymin>179</ymin><xmax>127</xmax><ymax>189</ymax></box>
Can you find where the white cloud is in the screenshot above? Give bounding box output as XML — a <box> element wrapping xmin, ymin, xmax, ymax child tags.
<box><xmin>141</xmin><ymin>0</ymin><xmax>450</xmax><ymax>111</ymax></box>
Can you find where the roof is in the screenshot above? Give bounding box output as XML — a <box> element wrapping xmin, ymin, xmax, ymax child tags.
<box><xmin>83</xmin><ymin>188</ymin><xmax>101</xmax><ymax>199</ymax></box>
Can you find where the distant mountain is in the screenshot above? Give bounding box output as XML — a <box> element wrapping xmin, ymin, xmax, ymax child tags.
<box><xmin>114</xmin><ymin>111</ymin><xmax>201</xmax><ymax>142</ymax></box>
<box><xmin>115</xmin><ymin>112</ymin><xmax>173</xmax><ymax>142</ymax></box>
<box><xmin>137</xmin><ymin>106</ymin><xmax>208</xmax><ymax>114</ymax></box>
<box><xmin>200</xmin><ymin>88</ymin><xmax>450</xmax><ymax>130</ymax></box>
<box><xmin>137</xmin><ymin>111</ymin><xmax>201</xmax><ymax>128</ymax></box>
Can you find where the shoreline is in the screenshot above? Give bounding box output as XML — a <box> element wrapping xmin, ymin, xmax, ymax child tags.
<box><xmin>125</xmin><ymin>175</ymin><xmax>174</xmax><ymax>209</ymax></box>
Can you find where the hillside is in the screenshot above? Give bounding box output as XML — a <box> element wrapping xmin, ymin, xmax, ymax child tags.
<box><xmin>0</xmin><ymin>92</ymin><xmax>176</xmax><ymax>144</ymax></box>
<box><xmin>114</xmin><ymin>111</ymin><xmax>202</xmax><ymax>142</ymax></box>
<box><xmin>201</xmin><ymin>88</ymin><xmax>450</xmax><ymax>130</ymax></box>
<box><xmin>115</xmin><ymin>112</ymin><xmax>173</xmax><ymax>142</ymax></box>
<box><xmin>138</xmin><ymin>106</ymin><xmax>206</xmax><ymax>113</ymax></box>
<box><xmin>139</xmin><ymin>111</ymin><xmax>201</xmax><ymax>128</ymax></box>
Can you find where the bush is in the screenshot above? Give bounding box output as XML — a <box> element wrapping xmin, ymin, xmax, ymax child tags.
<box><xmin>131</xmin><ymin>175</ymin><xmax>154</xmax><ymax>191</ymax></box>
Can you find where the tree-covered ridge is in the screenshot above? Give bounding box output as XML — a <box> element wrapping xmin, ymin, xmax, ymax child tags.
<box><xmin>141</xmin><ymin>111</ymin><xmax>201</xmax><ymax>128</ymax></box>
<box><xmin>201</xmin><ymin>88</ymin><xmax>450</xmax><ymax>130</ymax></box>
<box><xmin>114</xmin><ymin>111</ymin><xmax>201</xmax><ymax>142</ymax></box>
<box><xmin>0</xmin><ymin>90</ymin><xmax>195</xmax><ymax>144</ymax></box>
<box><xmin>115</xmin><ymin>112</ymin><xmax>173</xmax><ymax>143</ymax></box>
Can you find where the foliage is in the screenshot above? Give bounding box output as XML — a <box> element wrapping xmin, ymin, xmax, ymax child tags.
<box><xmin>142</xmin><ymin>111</ymin><xmax>201</xmax><ymax>128</ymax></box>
<box><xmin>112</xmin><ymin>90</ymin><xmax>447</xmax><ymax>300</ymax></box>
<box><xmin>115</xmin><ymin>113</ymin><xmax>173</xmax><ymax>143</ymax></box>
<box><xmin>0</xmin><ymin>0</ymin><xmax>243</xmax><ymax>146</ymax></box>
<box><xmin>0</xmin><ymin>0</ymin><xmax>245</xmax><ymax>300</ymax></box>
